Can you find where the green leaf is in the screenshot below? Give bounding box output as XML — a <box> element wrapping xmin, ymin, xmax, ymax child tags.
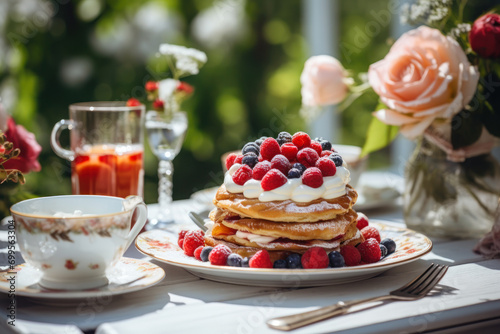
<box><xmin>361</xmin><ymin>116</ymin><xmax>399</xmax><ymax>156</ymax></box>
<box><xmin>451</xmin><ymin>110</ymin><xmax>483</xmax><ymax>149</ymax></box>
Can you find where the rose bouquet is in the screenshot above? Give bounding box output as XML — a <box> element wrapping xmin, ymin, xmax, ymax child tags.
<box><xmin>0</xmin><ymin>101</ymin><xmax>42</xmax><ymax>218</ymax></box>
<box><xmin>299</xmin><ymin>1</ymin><xmax>500</xmax><ymax>242</ymax></box>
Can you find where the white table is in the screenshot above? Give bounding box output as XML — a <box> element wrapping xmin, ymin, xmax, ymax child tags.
<box><xmin>1</xmin><ymin>199</ymin><xmax>500</xmax><ymax>334</ymax></box>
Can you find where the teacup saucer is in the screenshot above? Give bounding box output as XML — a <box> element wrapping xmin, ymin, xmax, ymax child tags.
<box><xmin>0</xmin><ymin>257</ymin><xmax>164</xmax><ymax>300</ymax></box>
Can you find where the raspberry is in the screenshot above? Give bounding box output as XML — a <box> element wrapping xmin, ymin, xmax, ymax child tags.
<box><xmin>361</xmin><ymin>226</ymin><xmax>381</xmax><ymax>243</ymax></box>
<box><xmin>258</xmin><ymin>155</ymin><xmax>264</xmax><ymax>162</ymax></box>
<box><xmin>234</xmin><ymin>154</ymin><xmax>244</xmax><ymax>164</ymax></box>
<box><xmin>145</xmin><ymin>81</ymin><xmax>158</xmax><ymax>92</ymax></box>
<box><xmin>249</xmin><ymin>250</ymin><xmax>273</xmax><ymax>268</ymax></box>
<box><xmin>357</xmin><ymin>239</ymin><xmax>382</xmax><ymax>264</ymax></box>
<box><xmin>178</xmin><ymin>238</ymin><xmax>184</xmax><ymax>249</ymax></box>
<box><xmin>225</xmin><ymin>153</ymin><xmax>238</xmax><ymax>170</ymax></box>
<box><xmin>280</xmin><ymin>142</ymin><xmax>299</xmax><ymax>161</ymax></box>
<box><xmin>260</xmin><ymin>137</ymin><xmax>281</xmax><ymax>160</ymax></box>
<box><xmin>340</xmin><ymin>245</ymin><xmax>361</xmax><ymax>266</ymax></box>
<box><xmin>232</xmin><ymin>165</ymin><xmax>253</xmax><ymax>185</ymax></box>
<box><xmin>310</xmin><ymin>141</ymin><xmax>323</xmax><ymax>156</ymax></box>
<box><xmin>315</xmin><ymin>157</ymin><xmax>337</xmax><ymax>177</ymax></box>
<box><xmin>292</xmin><ymin>132</ymin><xmax>311</xmax><ymax>149</ymax></box>
<box><xmin>321</xmin><ymin>150</ymin><xmax>333</xmax><ymax>157</ymax></box>
<box><xmin>301</xmin><ymin>247</ymin><xmax>329</xmax><ymax>269</ymax></box>
<box><xmin>183</xmin><ymin>230</ymin><xmax>205</xmax><ymax>256</ymax></box>
<box><xmin>178</xmin><ymin>230</ymin><xmax>189</xmax><ymax>240</ymax></box>
<box><xmin>252</xmin><ymin>161</ymin><xmax>272</xmax><ymax>180</ymax></box>
<box><xmin>126</xmin><ymin>98</ymin><xmax>141</xmax><ymax>107</ymax></box>
<box><xmin>297</xmin><ymin>148</ymin><xmax>319</xmax><ymax>168</ymax></box>
<box><xmin>261</xmin><ymin>169</ymin><xmax>288</xmax><ymax>191</ymax></box>
<box><xmin>208</xmin><ymin>244</ymin><xmax>232</xmax><ymax>265</ymax></box>
<box><xmin>302</xmin><ymin>167</ymin><xmax>324</xmax><ymax>188</ymax></box>
<box><xmin>271</xmin><ymin>154</ymin><xmax>292</xmax><ymax>175</ymax></box>
<box><xmin>194</xmin><ymin>246</ymin><xmax>204</xmax><ymax>261</ymax></box>
<box><xmin>356</xmin><ymin>212</ymin><xmax>369</xmax><ymax>230</ymax></box>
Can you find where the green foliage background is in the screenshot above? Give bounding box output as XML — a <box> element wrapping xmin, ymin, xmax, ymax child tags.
<box><xmin>1</xmin><ymin>0</ymin><xmax>495</xmax><ymax>205</ymax></box>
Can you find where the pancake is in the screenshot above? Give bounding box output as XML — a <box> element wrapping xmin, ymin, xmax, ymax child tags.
<box><xmin>213</xmin><ymin>184</ymin><xmax>358</xmax><ymax>223</ymax></box>
<box><xmin>204</xmin><ymin>232</ymin><xmax>364</xmax><ymax>262</ymax></box>
<box><xmin>210</xmin><ymin>207</ymin><xmax>358</xmax><ymax>241</ymax></box>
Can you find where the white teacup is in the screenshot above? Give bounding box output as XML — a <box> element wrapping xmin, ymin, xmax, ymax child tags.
<box><xmin>10</xmin><ymin>195</ymin><xmax>147</xmax><ymax>290</ymax></box>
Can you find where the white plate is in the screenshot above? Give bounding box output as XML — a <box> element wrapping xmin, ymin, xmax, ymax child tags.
<box><xmin>0</xmin><ymin>257</ymin><xmax>164</xmax><ymax>300</ymax></box>
<box><xmin>135</xmin><ymin>221</ymin><xmax>432</xmax><ymax>287</ymax></box>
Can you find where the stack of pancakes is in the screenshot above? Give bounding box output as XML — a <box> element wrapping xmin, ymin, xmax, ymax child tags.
<box><xmin>205</xmin><ymin>184</ymin><xmax>364</xmax><ymax>262</ymax></box>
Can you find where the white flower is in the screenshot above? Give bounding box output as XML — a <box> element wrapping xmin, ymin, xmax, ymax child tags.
<box><xmin>159</xmin><ymin>43</ymin><xmax>207</xmax><ymax>78</ymax></box>
<box><xmin>158</xmin><ymin>78</ymin><xmax>179</xmax><ymax>103</ymax></box>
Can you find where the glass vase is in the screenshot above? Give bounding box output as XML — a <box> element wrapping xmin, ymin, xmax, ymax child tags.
<box><xmin>404</xmin><ymin>137</ymin><xmax>500</xmax><ymax>239</ymax></box>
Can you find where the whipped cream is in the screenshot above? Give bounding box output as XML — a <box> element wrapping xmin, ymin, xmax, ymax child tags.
<box><xmin>224</xmin><ymin>163</ymin><xmax>350</xmax><ymax>202</ymax></box>
<box><xmin>235</xmin><ymin>230</ymin><xmax>276</xmax><ymax>245</ymax></box>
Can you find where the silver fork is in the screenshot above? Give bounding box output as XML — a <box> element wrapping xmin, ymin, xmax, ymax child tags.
<box><xmin>267</xmin><ymin>263</ymin><xmax>449</xmax><ymax>331</ymax></box>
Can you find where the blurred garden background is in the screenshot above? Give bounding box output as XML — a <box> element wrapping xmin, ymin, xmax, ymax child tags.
<box><xmin>1</xmin><ymin>0</ymin><xmax>498</xmax><ymax>205</ymax></box>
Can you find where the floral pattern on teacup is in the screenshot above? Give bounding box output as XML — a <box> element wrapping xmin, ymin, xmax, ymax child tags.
<box><xmin>13</xmin><ymin>212</ymin><xmax>130</xmax><ymax>242</ymax></box>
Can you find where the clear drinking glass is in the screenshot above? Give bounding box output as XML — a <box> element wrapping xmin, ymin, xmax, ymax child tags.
<box><xmin>51</xmin><ymin>101</ymin><xmax>145</xmax><ymax>198</ymax></box>
<box><xmin>145</xmin><ymin>110</ymin><xmax>188</xmax><ymax>226</ymax></box>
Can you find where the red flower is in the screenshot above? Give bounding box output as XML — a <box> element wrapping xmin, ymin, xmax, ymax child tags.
<box><xmin>152</xmin><ymin>99</ymin><xmax>164</xmax><ymax>110</ymax></box>
<box><xmin>176</xmin><ymin>81</ymin><xmax>194</xmax><ymax>95</ymax></box>
<box><xmin>126</xmin><ymin>98</ymin><xmax>141</xmax><ymax>107</ymax></box>
<box><xmin>469</xmin><ymin>13</ymin><xmax>500</xmax><ymax>58</ymax></box>
<box><xmin>3</xmin><ymin>118</ymin><xmax>41</xmax><ymax>174</ymax></box>
<box><xmin>145</xmin><ymin>81</ymin><xmax>159</xmax><ymax>92</ymax></box>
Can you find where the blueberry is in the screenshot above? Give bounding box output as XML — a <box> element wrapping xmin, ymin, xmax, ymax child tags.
<box><xmin>277</xmin><ymin>131</ymin><xmax>292</xmax><ymax>146</ymax></box>
<box><xmin>380</xmin><ymin>238</ymin><xmax>396</xmax><ymax>255</ymax></box>
<box><xmin>328</xmin><ymin>251</ymin><xmax>345</xmax><ymax>268</ymax></box>
<box><xmin>242</xmin><ymin>152</ymin><xmax>259</xmax><ymax>168</ymax></box>
<box><xmin>241</xmin><ymin>257</ymin><xmax>250</xmax><ymax>267</ymax></box>
<box><xmin>242</xmin><ymin>142</ymin><xmax>260</xmax><ymax>155</ymax></box>
<box><xmin>273</xmin><ymin>259</ymin><xmax>288</xmax><ymax>269</ymax></box>
<box><xmin>200</xmin><ymin>246</ymin><xmax>213</xmax><ymax>262</ymax></box>
<box><xmin>287</xmin><ymin>168</ymin><xmax>301</xmax><ymax>179</ymax></box>
<box><xmin>286</xmin><ymin>253</ymin><xmax>302</xmax><ymax>269</ymax></box>
<box><xmin>320</xmin><ymin>140</ymin><xmax>332</xmax><ymax>151</ymax></box>
<box><xmin>329</xmin><ymin>153</ymin><xmax>343</xmax><ymax>167</ymax></box>
<box><xmin>255</xmin><ymin>136</ymin><xmax>268</xmax><ymax>146</ymax></box>
<box><xmin>227</xmin><ymin>253</ymin><xmax>243</xmax><ymax>267</ymax></box>
<box><xmin>292</xmin><ymin>163</ymin><xmax>306</xmax><ymax>174</ymax></box>
<box><xmin>379</xmin><ymin>244</ymin><xmax>388</xmax><ymax>258</ymax></box>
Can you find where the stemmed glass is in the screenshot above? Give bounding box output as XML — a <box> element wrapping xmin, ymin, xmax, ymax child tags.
<box><xmin>145</xmin><ymin>110</ymin><xmax>188</xmax><ymax>226</ymax></box>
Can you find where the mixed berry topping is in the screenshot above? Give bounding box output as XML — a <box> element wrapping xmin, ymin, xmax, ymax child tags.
<box><xmin>225</xmin><ymin>132</ymin><xmax>345</xmax><ymax>192</ymax></box>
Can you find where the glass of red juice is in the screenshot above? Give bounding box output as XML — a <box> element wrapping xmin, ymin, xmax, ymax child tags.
<box><xmin>51</xmin><ymin>102</ymin><xmax>145</xmax><ymax>198</ymax></box>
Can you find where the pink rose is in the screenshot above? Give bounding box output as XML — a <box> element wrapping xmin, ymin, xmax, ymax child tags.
<box><xmin>368</xmin><ymin>26</ymin><xmax>479</xmax><ymax>139</ymax></box>
<box><xmin>300</xmin><ymin>55</ymin><xmax>350</xmax><ymax>107</ymax></box>
<box><xmin>3</xmin><ymin>117</ymin><xmax>42</xmax><ymax>173</ymax></box>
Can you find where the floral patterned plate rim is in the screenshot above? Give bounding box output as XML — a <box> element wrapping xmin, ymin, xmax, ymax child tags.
<box><xmin>135</xmin><ymin>220</ymin><xmax>432</xmax><ymax>287</ymax></box>
<box><xmin>0</xmin><ymin>257</ymin><xmax>165</xmax><ymax>299</ymax></box>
